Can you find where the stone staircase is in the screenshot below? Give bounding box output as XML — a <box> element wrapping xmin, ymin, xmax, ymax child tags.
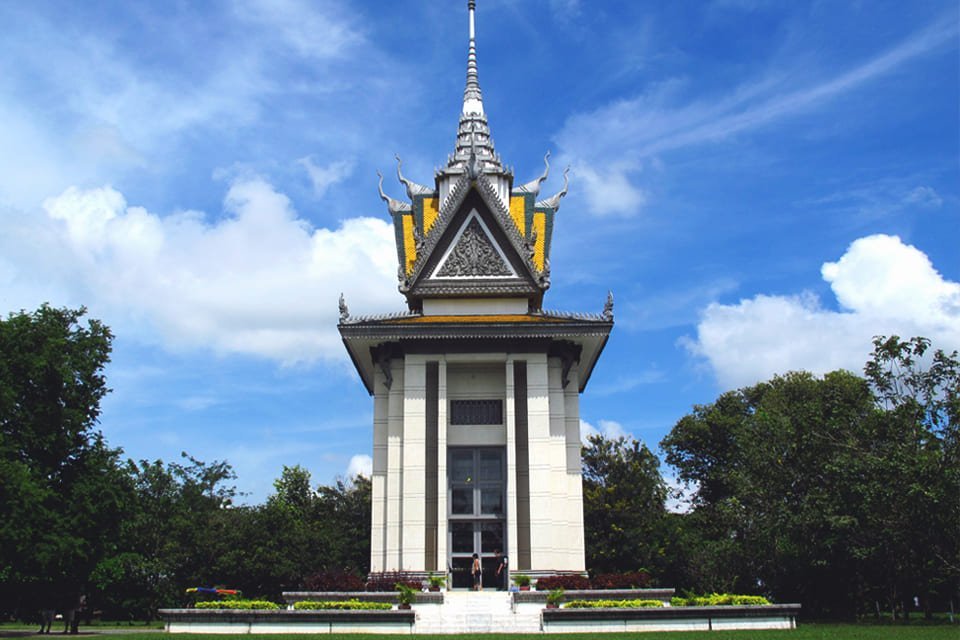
<box><xmin>415</xmin><ymin>590</ymin><xmax>542</xmax><ymax>634</ymax></box>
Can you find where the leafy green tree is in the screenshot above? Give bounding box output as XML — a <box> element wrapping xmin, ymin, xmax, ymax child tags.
<box><xmin>582</xmin><ymin>434</ymin><xmax>668</xmax><ymax>576</ymax></box>
<box><xmin>92</xmin><ymin>454</ymin><xmax>237</xmax><ymax>619</ymax></box>
<box><xmin>0</xmin><ymin>305</ymin><xmax>127</xmax><ymax>618</ymax></box>
<box><xmin>661</xmin><ymin>336</ymin><xmax>960</xmax><ymax>619</ymax></box>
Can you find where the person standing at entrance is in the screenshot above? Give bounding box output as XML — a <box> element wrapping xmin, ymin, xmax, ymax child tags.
<box><xmin>471</xmin><ymin>553</ymin><xmax>482</xmax><ymax>591</ymax></box>
<box><xmin>495</xmin><ymin>550</ymin><xmax>508</xmax><ymax>591</ymax></box>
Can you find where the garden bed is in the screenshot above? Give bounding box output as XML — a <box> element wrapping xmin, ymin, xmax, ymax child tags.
<box><xmin>540</xmin><ymin>603</ymin><xmax>802</xmax><ymax>633</ymax></box>
<box><xmin>158</xmin><ymin>608</ymin><xmax>415</xmax><ymax>634</ymax></box>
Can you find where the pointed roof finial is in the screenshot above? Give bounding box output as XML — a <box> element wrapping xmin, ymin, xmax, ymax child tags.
<box><xmin>463</xmin><ymin>0</ymin><xmax>483</xmax><ymax>116</ymax></box>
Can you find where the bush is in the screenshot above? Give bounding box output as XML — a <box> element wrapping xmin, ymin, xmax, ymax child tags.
<box><xmin>590</xmin><ymin>571</ymin><xmax>652</xmax><ymax>589</ymax></box>
<box><xmin>293</xmin><ymin>600</ymin><xmax>392</xmax><ymax>610</ymax></box>
<box><xmin>303</xmin><ymin>571</ymin><xmax>366</xmax><ymax>592</ymax></box>
<box><xmin>566</xmin><ymin>599</ymin><xmax>663</xmax><ymax>609</ymax></box>
<box><xmin>194</xmin><ymin>600</ymin><xmax>279</xmax><ymax>610</ymax></box>
<box><xmin>536</xmin><ymin>575</ymin><xmax>591</xmax><ymax>591</ymax></box>
<box><xmin>365</xmin><ymin>571</ymin><xmax>421</xmax><ymax>592</ymax></box>
<box><xmin>671</xmin><ymin>594</ymin><xmax>771</xmax><ymax>607</ymax></box>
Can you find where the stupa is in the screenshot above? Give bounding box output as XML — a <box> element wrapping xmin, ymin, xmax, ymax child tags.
<box><xmin>338</xmin><ymin>0</ymin><xmax>613</xmax><ymax>589</ymax></box>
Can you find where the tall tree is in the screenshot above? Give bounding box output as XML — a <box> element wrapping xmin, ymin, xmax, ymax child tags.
<box><xmin>582</xmin><ymin>434</ymin><xmax>668</xmax><ymax>576</ymax></box>
<box><xmin>0</xmin><ymin>305</ymin><xmax>126</xmax><ymax>617</ymax></box>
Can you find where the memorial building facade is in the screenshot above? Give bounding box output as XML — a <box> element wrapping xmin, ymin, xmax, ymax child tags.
<box><xmin>338</xmin><ymin>1</ymin><xmax>612</xmax><ymax>588</ymax></box>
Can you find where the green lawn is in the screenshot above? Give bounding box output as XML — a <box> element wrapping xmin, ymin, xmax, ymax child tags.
<box><xmin>2</xmin><ymin>624</ymin><xmax>957</xmax><ymax>639</ymax></box>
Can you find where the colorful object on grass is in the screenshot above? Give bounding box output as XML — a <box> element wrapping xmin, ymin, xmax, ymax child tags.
<box><xmin>186</xmin><ymin>587</ymin><xmax>242</xmax><ymax>596</ymax></box>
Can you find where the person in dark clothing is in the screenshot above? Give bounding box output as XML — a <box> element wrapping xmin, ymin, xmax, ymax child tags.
<box><xmin>494</xmin><ymin>549</ymin><xmax>508</xmax><ymax>591</ymax></box>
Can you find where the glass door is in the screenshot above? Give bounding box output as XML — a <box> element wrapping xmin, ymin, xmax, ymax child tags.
<box><xmin>448</xmin><ymin>448</ymin><xmax>505</xmax><ymax>589</ymax></box>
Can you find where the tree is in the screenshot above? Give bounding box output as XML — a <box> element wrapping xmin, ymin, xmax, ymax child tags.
<box><xmin>581</xmin><ymin>434</ymin><xmax>668</xmax><ymax>577</ymax></box>
<box><xmin>0</xmin><ymin>305</ymin><xmax>127</xmax><ymax>618</ymax></box>
<box><xmin>92</xmin><ymin>454</ymin><xmax>238</xmax><ymax>620</ymax></box>
<box><xmin>662</xmin><ymin>369</ymin><xmax>880</xmax><ymax>616</ymax></box>
<box><xmin>661</xmin><ymin>336</ymin><xmax>960</xmax><ymax>619</ymax></box>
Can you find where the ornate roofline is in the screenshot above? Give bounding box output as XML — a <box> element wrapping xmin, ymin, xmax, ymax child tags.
<box><xmin>404</xmin><ymin>174</ymin><xmax>545</xmax><ymax>295</ymax></box>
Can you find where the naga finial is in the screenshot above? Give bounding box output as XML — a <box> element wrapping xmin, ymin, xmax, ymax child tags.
<box><xmin>377</xmin><ymin>170</ymin><xmax>411</xmax><ymax>214</ymax></box>
<box><xmin>395</xmin><ymin>154</ymin><xmax>432</xmax><ymax>200</ymax></box>
<box><xmin>536</xmin><ymin>166</ymin><xmax>570</xmax><ymax>211</ymax></box>
<box><xmin>338</xmin><ymin>293</ymin><xmax>350</xmax><ymax>323</ymax></box>
<box><xmin>518</xmin><ymin>151</ymin><xmax>551</xmax><ymax>196</ymax></box>
<box><xmin>602</xmin><ymin>290</ymin><xmax>614</xmax><ymax>321</ymax></box>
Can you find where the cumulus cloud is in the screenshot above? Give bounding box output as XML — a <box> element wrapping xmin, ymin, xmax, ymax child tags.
<box><xmin>580</xmin><ymin>418</ymin><xmax>630</xmax><ymax>445</ymax></box>
<box><xmin>346</xmin><ymin>454</ymin><xmax>372</xmax><ymax>479</ymax></box>
<box><xmin>685</xmin><ymin>234</ymin><xmax>960</xmax><ymax>388</ymax></box>
<box><xmin>10</xmin><ymin>178</ymin><xmax>398</xmax><ymax>363</ymax></box>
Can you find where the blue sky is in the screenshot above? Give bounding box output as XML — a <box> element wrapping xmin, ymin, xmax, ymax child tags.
<box><xmin>1</xmin><ymin>0</ymin><xmax>957</xmax><ymax>504</ymax></box>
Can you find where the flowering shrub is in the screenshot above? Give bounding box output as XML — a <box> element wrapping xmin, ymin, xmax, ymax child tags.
<box><xmin>535</xmin><ymin>575</ymin><xmax>590</xmax><ymax>591</ymax></box>
<box><xmin>195</xmin><ymin>600</ymin><xmax>279</xmax><ymax>610</ymax></box>
<box><xmin>671</xmin><ymin>594</ymin><xmax>771</xmax><ymax>606</ymax></box>
<box><xmin>303</xmin><ymin>571</ymin><xmax>366</xmax><ymax>592</ymax></box>
<box><xmin>590</xmin><ymin>571</ymin><xmax>652</xmax><ymax>589</ymax></box>
<box><xmin>365</xmin><ymin>571</ymin><xmax>420</xmax><ymax>592</ymax></box>
<box><xmin>566</xmin><ymin>599</ymin><xmax>663</xmax><ymax>609</ymax></box>
<box><xmin>293</xmin><ymin>600</ymin><xmax>392</xmax><ymax>610</ymax></box>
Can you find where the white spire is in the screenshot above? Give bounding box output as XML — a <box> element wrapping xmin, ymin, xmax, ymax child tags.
<box><xmin>463</xmin><ymin>0</ymin><xmax>484</xmax><ymax>116</ymax></box>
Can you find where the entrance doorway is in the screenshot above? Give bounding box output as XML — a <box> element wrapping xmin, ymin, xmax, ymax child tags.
<box><xmin>448</xmin><ymin>448</ymin><xmax>505</xmax><ymax>589</ymax></box>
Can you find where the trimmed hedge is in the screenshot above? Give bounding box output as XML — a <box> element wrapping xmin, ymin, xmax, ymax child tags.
<box><xmin>671</xmin><ymin>594</ymin><xmax>771</xmax><ymax>606</ymax></box>
<box><xmin>365</xmin><ymin>571</ymin><xmax>421</xmax><ymax>592</ymax></box>
<box><xmin>293</xmin><ymin>600</ymin><xmax>392</xmax><ymax>611</ymax></box>
<box><xmin>303</xmin><ymin>571</ymin><xmax>366</xmax><ymax>592</ymax></box>
<box><xmin>566</xmin><ymin>599</ymin><xmax>664</xmax><ymax>609</ymax></box>
<box><xmin>534</xmin><ymin>571</ymin><xmax>652</xmax><ymax>590</ymax></box>
<box><xmin>535</xmin><ymin>575</ymin><xmax>590</xmax><ymax>591</ymax></box>
<box><xmin>195</xmin><ymin>600</ymin><xmax>280</xmax><ymax>610</ymax></box>
<box><xmin>590</xmin><ymin>571</ymin><xmax>652</xmax><ymax>589</ymax></box>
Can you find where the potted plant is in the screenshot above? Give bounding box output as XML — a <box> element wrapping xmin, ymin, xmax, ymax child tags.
<box><xmin>546</xmin><ymin>588</ymin><xmax>564</xmax><ymax>609</ymax></box>
<box><xmin>514</xmin><ymin>574</ymin><xmax>532</xmax><ymax>591</ymax></box>
<box><xmin>395</xmin><ymin>583</ymin><xmax>417</xmax><ymax>610</ymax></box>
<box><xmin>427</xmin><ymin>573</ymin><xmax>445</xmax><ymax>592</ymax></box>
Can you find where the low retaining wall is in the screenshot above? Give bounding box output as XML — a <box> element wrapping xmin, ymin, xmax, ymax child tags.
<box><xmin>158</xmin><ymin>608</ymin><xmax>415</xmax><ymax>635</ymax></box>
<box><xmin>541</xmin><ymin>604</ymin><xmax>802</xmax><ymax>633</ymax></box>
<box><xmin>282</xmin><ymin>591</ymin><xmax>444</xmax><ymax>605</ymax></box>
<box><xmin>513</xmin><ymin>588</ymin><xmax>675</xmax><ymax>606</ymax></box>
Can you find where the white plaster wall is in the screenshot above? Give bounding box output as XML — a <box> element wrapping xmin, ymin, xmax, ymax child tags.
<box><xmin>423</xmin><ymin>298</ymin><xmax>528</xmax><ymax>316</ymax></box>
<box><xmin>385</xmin><ymin>363</ymin><xmax>405</xmax><ymax>571</ymax></box>
<box><xmin>446</xmin><ymin>362</ymin><xmax>506</xmax><ymax>447</ymax></box>
<box><xmin>563</xmin><ymin>364</ymin><xmax>586</xmax><ymax>571</ymax></box>
<box><xmin>370</xmin><ymin>368</ymin><xmax>390</xmax><ymax>573</ymax></box>
<box><xmin>524</xmin><ymin>355</ymin><xmax>557</xmax><ymax>570</ymax></box>
<box><xmin>401</xmin><ymin>357</ymin><xmax>427</xmax><ymax>571</ymax></box>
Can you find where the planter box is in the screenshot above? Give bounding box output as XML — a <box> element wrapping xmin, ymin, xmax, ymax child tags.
<box><xmin>159</xmin><ymin>608</ymin><xmax>415</xmax><ymax>635</ymax></box>
<box><xmin>541</xmin><ymin>604</ymin><xmax>802</xmax><ymax>633</ymax></box>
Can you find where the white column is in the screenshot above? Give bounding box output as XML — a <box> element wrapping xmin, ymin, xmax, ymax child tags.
<box><xmin>547</xmin><ymin>357</ymin><xmax>570</xmax><ymax>569</ymax></box>
<box><xmin>385</xmin><ymin>362</ymin><xmax>405</xmax><ymax>571</ymax></box>
<box><xmin>504</xmin><ymin>357</ymin><xmax>519</xmax><ymax>575</ymax></box>
<box><xmin>524</xmin><ymin>354</ymin><xmax>554</xmax><ymax>571</ymax></box>
<box><xmin>370</xmin><ymin>368</ymin><xmax>390</xmax><ymax>573</ymax></box>
<box><xmin>436</xmin><ymin>358</ymin><xmax>449</xmax><ymax>577</ymax></box>
<box><xmin>563</xmin><ymin>364</ymin><xmax>586</xmax><ymax>571</ymax></box>
<box><xmin>401</xmin><ymin>356</ymin><xmax>427</xmax><ymax>571</ymax></box>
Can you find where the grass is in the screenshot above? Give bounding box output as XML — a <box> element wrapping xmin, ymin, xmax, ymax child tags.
<box><xmin>1</xmin><ymin>624</ymin><xmax>957</xmax><ymax>639</ymax></box>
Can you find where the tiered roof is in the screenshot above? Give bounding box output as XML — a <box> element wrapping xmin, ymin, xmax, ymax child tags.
<box><xmin>376</xmin><ymin>0</ymin><xmax>570</xmax><ymax>312</ymax></box>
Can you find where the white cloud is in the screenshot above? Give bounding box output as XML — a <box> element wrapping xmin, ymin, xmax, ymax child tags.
<box><xmin>580</xmin><ymin>418</ymin><xmax>630</xmax><ymax>445</ymax></box>
<box><xmin>299</xmin><ymin>157</ymin><xmax>355</xmax><ymax>198</ymax></box>
<box><xmin>554</xmin><ymin>16</ymin><xmax>956</xmax><ymax>216</ymax></box>
<box><xmin>346</xmin><ymin>454</ymin><xmax>372</xmax><ymax>479</ymax></box>
<box><xmin>6</xmin><ymin>178</ymin><xmax>398</xmax><ymax>363</ymax></box>
<box><xmin>685</xmin><ymin>234</ymin><xmax>960</xmax><ymax>388</ymax></box>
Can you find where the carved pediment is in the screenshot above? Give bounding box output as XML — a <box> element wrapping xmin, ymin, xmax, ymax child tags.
<box><xmin>432</xmin><ymin>212</ymin><xmax>516</xmax><ymax>279</ymax></box>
